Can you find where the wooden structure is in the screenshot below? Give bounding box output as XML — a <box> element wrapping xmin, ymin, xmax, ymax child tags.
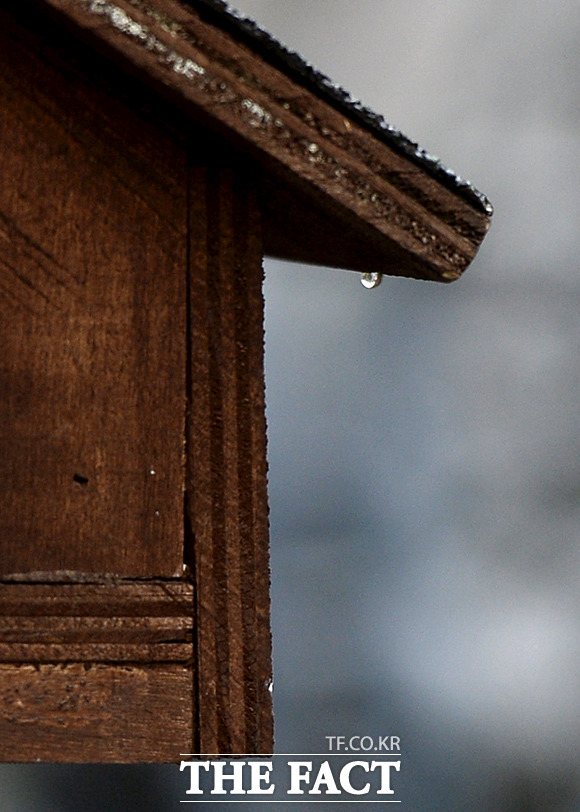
<box><xmin>0</xmin><ymin>0</ymin><xmax>492</xmax><ymax>762</ymax></box>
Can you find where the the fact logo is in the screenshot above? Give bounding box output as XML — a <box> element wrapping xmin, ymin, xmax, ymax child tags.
<box><xmin>180</xmin><ymin>747</ymin><xmax>402</xmax><ymax>802</ymax></box>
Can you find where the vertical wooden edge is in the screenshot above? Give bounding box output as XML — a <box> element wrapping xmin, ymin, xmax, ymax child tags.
<box><xmin>187</xmin><ymin>161</ymin><xmax>273</xmax><ymax>757</ymax></box>
<box><xmin>187</xmin><ymin>162</ymin><xmax>215</xmax><ymax>756</ymax></box>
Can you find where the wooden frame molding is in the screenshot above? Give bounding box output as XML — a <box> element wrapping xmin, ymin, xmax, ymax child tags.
<box><xmin>0</xmin><ymin>580</ymin><xmax>195</xmax><ymax>762</ymax></box>
<box><xmin>0</xmin><ymin>581</ymin><xmax>194</xmax><ymax>663</ymax></box>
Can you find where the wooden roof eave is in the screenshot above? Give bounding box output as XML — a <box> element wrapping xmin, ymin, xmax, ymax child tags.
<box><xmin>31</xmin><ymin>0</ymin><xmax>492</xmax><ymax>282</ymax></box>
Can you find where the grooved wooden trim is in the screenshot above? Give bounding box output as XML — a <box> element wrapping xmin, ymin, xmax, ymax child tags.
<box><xmin>0</xmin><ymin>581</ymin><xmax>194</xmax><ymax>663</ymax></box>
<box><xmin>187</xmin><ymin>164</ymin><xmax>273</xmax><ymax>756</ymax></box>
<box><xmin>0</xmin><ymin>580</ymin><xmax>195</xmax><ymax>761</ymax></box>
<box><xmin>29</xmin><ymin>0</ymin><xmax>491</xmax><ymax>281</ymax></box>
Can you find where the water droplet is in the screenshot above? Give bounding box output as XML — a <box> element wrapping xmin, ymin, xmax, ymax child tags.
<box><xmin>360</xmin><ymin>272</ymin><xmax>383</xmax><ymax>289</ymax></box>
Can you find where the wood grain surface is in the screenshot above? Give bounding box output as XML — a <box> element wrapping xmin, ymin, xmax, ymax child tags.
<box><xmin>187</xmin><ymin>165</ymin><xmax>273</xmax><ymax>756</ymax></box>
<box><xmin>0</xmin><ymin>7</ymin><xmax>188</xmax><ymax>577</ymax></box>
<box><xmin>0</xmin><ymin>580</ymin><xmax>195</xmax><ymax>761</ymax></box>
<box><xmin>26</xmin><ymin>0</ymin><xmax>492</xmax><ymax>281</ymax></box>
<box><xmin>0</xmin><ymin>663</ymin><xmax>193</xmax><ymax>762</ymax></box>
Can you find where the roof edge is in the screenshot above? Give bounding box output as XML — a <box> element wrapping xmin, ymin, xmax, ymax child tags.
<box><xmin>24</xmin><ymin>0</ymin><xmax>491</xmax><ymax>281</ymax></box>
<box><xmin>188</xmin><ymin>0</ymin><xmax>493</xmax><ymax>217</ymax></box>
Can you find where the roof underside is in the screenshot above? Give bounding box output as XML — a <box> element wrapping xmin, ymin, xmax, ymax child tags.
<box><xmin>26</xmin><ymin>0</ymin><xmax>492</xmax><ymax>281</ymax></box>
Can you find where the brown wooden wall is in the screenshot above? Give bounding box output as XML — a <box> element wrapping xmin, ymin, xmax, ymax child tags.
<box><xmin>0</xmin><ymin>7</ymin><xmax>272</xmax><ymax>761</ymax></box>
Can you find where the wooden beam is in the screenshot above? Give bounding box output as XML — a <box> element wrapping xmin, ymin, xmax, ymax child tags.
<box><xmin>187</xmin><ymin>164</ymin><xmax>273</xmax><ymax>756</ymax></box>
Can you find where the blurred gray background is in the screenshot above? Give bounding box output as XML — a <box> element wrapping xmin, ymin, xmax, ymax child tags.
<box><xmin>2</xmin><ymin>1</ymin><xmax>579</xmax><ymax>809</ymax></box>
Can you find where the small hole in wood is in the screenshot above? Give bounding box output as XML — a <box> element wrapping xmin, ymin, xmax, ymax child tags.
<box><xmin>73</xmin><ymin>474</ymin><xmax>89</xmax><ymax>485</ymax></box>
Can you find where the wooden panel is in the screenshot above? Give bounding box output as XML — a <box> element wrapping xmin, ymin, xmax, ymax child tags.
<box><xmin>0</xmin><ymin>663</ymin><xmax>193</xmax><ymax>762</ymax></box>
<box><xmin>0</xmin><ymin>10</ymin><xmax>188</xmax><ymax>576</ymax></box>
<box><xmin>29</xmin><ymin>0</ymin><xmax>492</xmax><ymax>282</ymax></box>
<box><xmin>188</xmin><ymin>165</ymin><xmax>273</xmax><ymax>756</ymax></box>
<box><xmin>0</xmin><ymin>579</ymin><xmax>195</xmax><ymax>761</ymax></box>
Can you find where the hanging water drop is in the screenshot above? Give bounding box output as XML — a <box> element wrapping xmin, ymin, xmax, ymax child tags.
<box><xmin>360</xmin><ymin>272</ymin><xmax>383</xmax><ymax>289</ymax></box>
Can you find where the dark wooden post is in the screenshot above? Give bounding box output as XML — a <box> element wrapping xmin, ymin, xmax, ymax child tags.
<box><xmin>187</xmin><ymin>165</ymin><xmax>272</xmax><ymax>755</ymax></box>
